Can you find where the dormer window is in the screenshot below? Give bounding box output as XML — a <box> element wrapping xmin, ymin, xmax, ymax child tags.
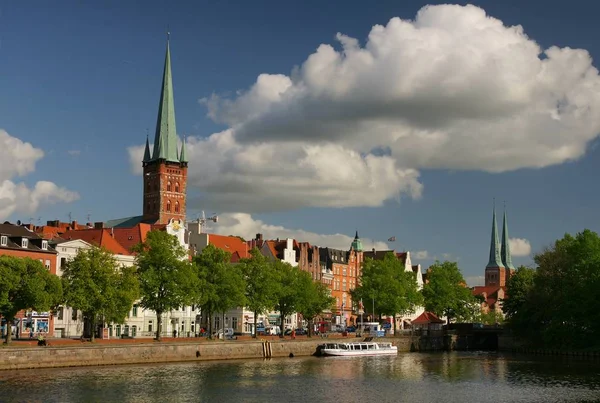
<box><xmin>21</xmin><ymin>238</ymin><xmax>29</xmax><ymax>248</ymax></box>
<box><xmin>41</xmin><ymin>240</ymin><xmax>48</xmax><ymax>250</ymax></box>
<box><xmin>0</xmin><ymin>236</ymin><xmax>7</xmax><ymax>246</ymax></box>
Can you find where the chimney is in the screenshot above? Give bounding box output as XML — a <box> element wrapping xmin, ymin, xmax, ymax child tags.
<box><xmin>94</xmin><ymin>222</ymin><xmax>104</xmax><ymax>229</ymax></box>
<box><xmin>372</xmin><ymin>248</ymin><xmax>376</xmax><ymax>253</ymax></box>
<box><xmin>71</xmin><ymin>220</ymin><xmax>77</xmax><ymax>229</ymax></box>
<box><xmin>256</xmin><ymin>233</ymin><xmax>263</xmax><ymax>241</ymax></box>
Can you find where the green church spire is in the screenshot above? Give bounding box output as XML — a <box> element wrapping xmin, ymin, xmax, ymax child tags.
<box><xmin>151</xmin><ymin>36</ymin><xmax>179</xmax><ymax>162</ymax></box>
<box><xmin>143</xmin><ymin>133</ymin><xmax>151</xmax><ymax>163</ymax></box>
<box><xmin>501</xmin><ymin>207</ymin><xmax>515</xmax><ymax>270</ymax></box>
<box><xmin>486</xmin><ymin>203</ymin><xmax>504</xmax><ymax>268</ymax></box>
<box><xmin>179</xmin><ymin>135</ymin><xmax>187</xmax><ymax>163</ymax></box>
<box><xmin>351</xmin><ymin>230</ymin><xmax>363</xmax><ymax>252</ymax></box>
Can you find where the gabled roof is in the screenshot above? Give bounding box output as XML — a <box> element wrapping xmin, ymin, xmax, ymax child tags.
<box><xmin>61</xmin><ymin>229</ymin><xmax>131</xmax><ymax>256</ymax></box>
<box><xmin>263</xmin><ymin>239</ymin><xmax>300</xmax><ymax>261</ymax></box>
<box><xmin>412</xmin><ymin>311</ymin><xmax>445</xmax><ymax>324</ymax></box>
<box><xmin>111</xmin><ymin>224</ymin><xmax>153</xmax><ymax>252</ymax></box>
<box><xmin>208</xmin><ymin>234</ymin><xmax>249</xmax><ymax>262</ymax></box>
<box><xmin>396</xmin><ymin>252</ymin><xmax>407</xmax><ymax>264</ymax></box>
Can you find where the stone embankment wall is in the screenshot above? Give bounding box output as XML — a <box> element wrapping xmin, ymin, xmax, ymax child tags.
<box><xmin>0</xmin><ymin>339</ymin><xmax>326</xmax><ymax>371</ymax></box>
<box><xmin>0</xmin><ymin>336</ymin><xmax>450</xmax><ymax>371</ymax></box>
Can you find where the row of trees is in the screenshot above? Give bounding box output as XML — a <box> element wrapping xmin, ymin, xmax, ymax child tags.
<box><xmin>351</xmin><ymin>254</ymin><xmax>483</xmax><ymax>328</ymax></box>
<box><xmin>0</xmin><ymin>231</ymin><xmax>334</xmax><ymax>343</ymax></box>
<box><xmin>505</xmin><ymin>229</ymin><xmax>600</xmax><ymax>350</ymax></box>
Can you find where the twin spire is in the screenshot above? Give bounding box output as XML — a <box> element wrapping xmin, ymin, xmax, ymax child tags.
<box><xmin>487</xmin><ymin>202</ymin><xmax>515</xmax><ymax>270</ymax></box>
<box><xmin>143</xmin><ymin>36</ymin><xmax>187</xmax><ymax>165</ymax></box>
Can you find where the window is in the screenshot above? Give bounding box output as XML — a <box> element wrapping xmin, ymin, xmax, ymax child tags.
<box><xmin>175</xmin><ymin>182</ymin><xmax>180</xmax><ymax>192</ymax></box>
<box><xmin>44</xmin><ymin>260</ymin><xmax>50</xmax><ymax>269</ymax></box>
<box><xmin>57</xmin><ymin>307</ymin><xmax>64</xmax><ymax>320</ymax></box>
<box><xmin>175</xmin><ymin>201</ymin><xmax>180</xmax><ymax>213</ymax></box>
<box><xmin>132</xmin><ymin>325</ymin><xmax>137</xmax><ymax>337</ymax></box>
<box><xmin>343</xmin><ymin>267</ymin><xmax>347</xmax><ymax>276</ymax></box>
<box><xmin>124</xmin><ymin>325</ymin><xmax>129</xmax><ymax>336</ymax></box>
<box><xmin>72</xmin><ymin>309</ymin><xmax>78</xmax><ymax>321</ymax></box>
<box><xmin>0</xmin><ymin>236</ymin><xmax>6</xmax><ymax>246</ymax></box>
<box><xmin>232</xmin><ymin>317</ymin><xmax>238</xmax><ymax>330</ymax></box>
<box><xmin>116</xmin><ymin>325</ymin><xmax>121</xmax><ymax>337</ymax></box>
<box><xmin>41</xmin><ymin>240</ymin><xmax>48</xmax><ymax>250</ymax></box>
<box><xmin>132</xmin><ymin>304</ymin><xmax>138</xmax><ymax>317</ymax></box>
<box><xmin>148</xmin><ymin>320</ymin><xmax>153</xmax><ymax>333</ymax></box>
<box><xmin>166</xmin><ymin>200</ymin><xmax>171</xmax><ymax>212</ymax></box>
<box><xmin>167</xmin><ymin>181</ymin><xmax>172</xmax><ymax>192</ymax></box>
<box><xmin>60</xmin><ymin>258</ymin><xmax>67</xmax><ymax>268</ymax></box>
<box><xmin>21</xmin><ymin>238</ymin><xmax>28</xmax><ymax>248</ymax></box>
<box><xmin>342</xmin><ymin>279</ymin><xmax>347</xmax><ymax>291</ymax></box>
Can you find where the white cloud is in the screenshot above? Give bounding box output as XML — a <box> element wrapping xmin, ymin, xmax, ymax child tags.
<box><xmin>129</xmin><ymin>4</ymin><xmax>600</xmax><ymax>213</ymax></box>
<box><xmin>509</xmin><ymin>237</ymin><xmax>531</xmax><ymax>257</ymax></box>
<box><xmin>413</xmin><ymin>250</ymin><xmax>430</xmax><ymax>260</ymax></box>
<box><xmin>209</xmin><ymin>212</ymin><xmax>389</xmax><ymax>251</ymax></box>
<box><xmin>465</xmin><ymin>275</ymin><xmax>485</xmax><ymax>287</ymax></box>
<box><xmin>0</xmin><ymin>129</ymin><xmax>80</xmax><ymax>220</ymax></box>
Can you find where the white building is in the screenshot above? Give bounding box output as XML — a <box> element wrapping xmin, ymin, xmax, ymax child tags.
<box><xmin>53</xmin><ymin>219</ymin><xmax>200</xmax><ymax>339</ymax></box>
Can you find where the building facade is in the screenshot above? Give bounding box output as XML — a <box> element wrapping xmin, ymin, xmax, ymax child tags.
<box><xmin>0</xmin><ymin>223</ymin><xmax>58</xmax><ymax>338</ymax></box>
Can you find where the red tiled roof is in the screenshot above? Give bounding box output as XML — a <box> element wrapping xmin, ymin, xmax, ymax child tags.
<box><xmin>412</xmin><ymin>311</ymin><xmax>445</xmax><ymax>324</ymax></box>
<box><xmin>61</xmin><ymin>229</ymin><xmax>131</xmax><ymax>256</ymax></box>
<box><xmin>111</xmin><ymin>223</ymin><xmax>153</xmax><ymax>252</ymax></box>
<box><xmin>208</xmin><ymin>234</ymin><xmax>249</xmax><ymax>262</ymax></box>
<box><xmin>472</xmin><ymin>286</ymin><xmax>503</xmax><ymax>297</ymax></box>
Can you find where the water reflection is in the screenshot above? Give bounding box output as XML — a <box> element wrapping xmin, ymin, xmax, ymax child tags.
<box><xmin>0</xmin><ymin>353</ymin><xmax>599</xmax><ymax>403</ymax></box>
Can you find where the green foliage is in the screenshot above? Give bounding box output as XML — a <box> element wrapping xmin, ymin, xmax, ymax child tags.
<box><xmin>351</xmin><ymin>254</ymin><xmax>423</xmax><ymax>330</ymax></box>
<box><xmin>503</xmin><ymin>266</ymin><xmax>536</xmax><ymax>319</ymax></box>
<box><xmin>0</xmin><ymin>256</ymin><xmax>63</xmax><ymax>343</ymax></box>
<box><xmin>296</xmin><ymin>271</ymin><xmax>334</xmax><ymax>336</ymax></box>
<box><xmin>193</xmin><ymin>244</ymin><xmax>246</xmax><ymax>337</ymax></box>
<box><xmin>238</xmin><ymin>249</ymin><xmax>278</xmax><ymax>336</ymax></box>
<box><xmin>272</xmin><ymin>260</ymin><xmax>303</xmax><ymax>336</ymax></box>
<box><xmin>509</xmin><ymin>230</ymin><xmax>600</xmax><ymax>349</ymax></box>
<box><xmin>422</xmin><ymin>260</ymin><xmax>476</xmax><ymax>323</ymax></box>
<box><xmin>62</xmin><ymin>246</ymin><xmax>139</xmax><ymax>340</ymax></box>
<box><xmin>134</xmin><ymin>230</ymin><xmax>197</xmax><ymax>340</ymax></box>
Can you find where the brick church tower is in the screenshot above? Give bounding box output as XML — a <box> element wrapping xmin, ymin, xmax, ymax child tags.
<box><xmin>142</xmin><ymin>37</ymin><xmax>188</xmax><ymax>225</ymax></box>
<box><xmin>485</xmin><ymin>204</ymin><xmax>515</xmax><ymax>287</ymax></box>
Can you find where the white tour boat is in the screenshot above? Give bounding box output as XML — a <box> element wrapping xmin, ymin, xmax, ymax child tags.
<box><xmin>320</xmin><ymin>341</ymin><xmax>398</xmax><ymax>357</ymax></box>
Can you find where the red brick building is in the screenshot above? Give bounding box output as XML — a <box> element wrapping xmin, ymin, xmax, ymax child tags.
<box><xmin>0</xmin><ymin>222</ymin><xmax>58</xmax><ymax>337</ymax></box>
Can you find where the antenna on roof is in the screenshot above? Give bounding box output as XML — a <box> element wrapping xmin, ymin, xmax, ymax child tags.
<box><xmin>37</xmin><ymin>217</ymin><xmax>41</xmax><ymax>226</ymax></box>
<box><xmin>87</xmin><ymin>213</ymin><xmax>91</xmax><ymax>222</ymax></box>
<box><xmin>68</xmin><ymin>212</ymin><xmax>72</xmax><ymax>222</ymax></box>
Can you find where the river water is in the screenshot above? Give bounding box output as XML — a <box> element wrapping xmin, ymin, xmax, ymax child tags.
<box><xmin>0</xmin><ymin>352</ymin><xmax>599</xmax><ymax>402</ymax></box>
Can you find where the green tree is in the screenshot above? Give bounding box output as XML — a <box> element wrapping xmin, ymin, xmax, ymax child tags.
<box><xmin>238</xmin><ymin>248</ymin><xmax>277</xmax><ymax>338</ymax></box>
<box><xmin>422</xmin><ymin>260</ymin><xmax>476</xmax><ymax>324</ymax></box>
<box><xmin>62</xmin><ymin>246</ymin><xmax>139</xmax><ymax>341</ymax></box>
<box><xmin>0</xmin><ymin>256</ymin><xmax>62</xmax><ymax>344</ymax></box>
<box><xmin>503</xmin><ymin>266</ymin><xmax>536</xmax><ymax>319</ymax></box>
<box><xmin>193</xmin><ymin>245</ymin><xmax>246</xmax><ymax>339</ymax></box>
<box><xmin>272</xmin><ymin>260</ymin><xmax>303</xmax><ymax>338</ymax></box>
<box><xmin>296</xmin><ymin>272</ymin><xmax>334</xmax><ymax>337</ymax></box>
<box><xmin>518</xmin><ymin>230</ymin><xmax>600</xmax><ymax>349</ymax></box>
<box><xmin>351</xmin><ymin>254</ymin><xmax>423</xmax><ymax>332</ymax></box>
<box><xmin>133</xmin><ymin>230</ymin><xmax>197</xmax><ymax>341</ymax></box>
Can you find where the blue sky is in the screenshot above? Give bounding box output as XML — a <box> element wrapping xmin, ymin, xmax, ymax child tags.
<box><xmin>1</xmin><ymin>0</ymin><xmax>600</xmax><ymax>284</ymax></box>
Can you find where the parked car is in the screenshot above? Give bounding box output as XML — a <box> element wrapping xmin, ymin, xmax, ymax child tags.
<box><xmin>213</xmin><ymin>328</ymin><xmax>235</xmax><ymax>340</ymax></box>
<box><xmin>295</xmin><ymin>328</ymin><xmax>307</xmax><ymax>335</ymax></box>
<box><xmin>345</xmin><ymin>326</ymin><xmax>356</xmax><ymax>333</ymax></box>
